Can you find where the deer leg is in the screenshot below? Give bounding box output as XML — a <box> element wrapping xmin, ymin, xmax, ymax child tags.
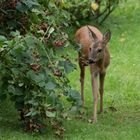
<box><xmin>90</xmin><ymin>67</ymin><xmax>98</xmax><ymax>122</ymax></box>
<box><xmin>79</xmin><ymin>63</ymin><xmax>85</xmax><ymax>107</ymax></box>
<box><xmin>99</xmin><ymin>72</ymin><xmax>106</xmax><ymax>113</ymax></box>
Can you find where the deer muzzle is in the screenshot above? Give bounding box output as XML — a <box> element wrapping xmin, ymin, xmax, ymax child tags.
<box><xmin>88</xmin><ymin>59</ymin><xmax>95</xmax><ymax>64</ymax></box>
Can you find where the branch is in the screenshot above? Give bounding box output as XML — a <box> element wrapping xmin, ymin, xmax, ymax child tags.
<box><xmin>93</xmin><ymin>7</ymin><xmax>108</xmax><ymax>20</ymax></box>
<box><xmin>99</xmin><ymin>7</ymin><xmax>115</xmax><ymax>25</ymax></box>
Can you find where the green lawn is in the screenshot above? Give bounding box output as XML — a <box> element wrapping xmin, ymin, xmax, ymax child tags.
<box><xmin>0</xmin><ymin>0</ymin><xmax>140</xmax><ymax>139</ymax></box>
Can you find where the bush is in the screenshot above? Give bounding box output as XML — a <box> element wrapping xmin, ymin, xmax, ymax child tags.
<box><xmin>0</xmin><ymin>31</ymin><xmax>82</xmax><ymax>134</ymax></box>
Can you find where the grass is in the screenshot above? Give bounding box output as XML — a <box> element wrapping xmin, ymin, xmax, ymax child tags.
<box><xmin>0</xmin><ymin>0</ymin><xmax>140</xmax><ymax>139</ymax></box>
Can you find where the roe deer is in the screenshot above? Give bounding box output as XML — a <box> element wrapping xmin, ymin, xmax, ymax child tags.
<box><xmin>75</xmin><ymin>25</ymin><xmax>111</xmax><ymax>122</ymax></box>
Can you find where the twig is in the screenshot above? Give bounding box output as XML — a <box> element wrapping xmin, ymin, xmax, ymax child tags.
<box><xmin>99</xmin><ymin>7</ymin><xmax>115</xmax><ymax>25</ymax></box>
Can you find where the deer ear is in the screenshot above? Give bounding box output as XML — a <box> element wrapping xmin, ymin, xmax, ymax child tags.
<box><xmin>87</xmin><ymin>26</ymin><xmax>98</xmax><ymax>41</ymax></box>
<box><xmin>103</xmin><ymin>29</ymin><xmax>111</xmax><ymax>44</ymax></box>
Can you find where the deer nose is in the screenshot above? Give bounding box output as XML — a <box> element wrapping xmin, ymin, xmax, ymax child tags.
<box><xmin>88</xmin><ymin>59</ymin><xmax>95</xmax><ymax>64</ymax></box>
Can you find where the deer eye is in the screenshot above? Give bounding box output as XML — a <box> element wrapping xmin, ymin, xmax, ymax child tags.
<box><xmin>97</xmin><ymin>48</ymin><xmax>102</xmax><ymax>53</ymax></box>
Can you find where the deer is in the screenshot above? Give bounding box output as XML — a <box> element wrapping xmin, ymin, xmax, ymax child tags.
<box><xmin>75</xmin><ymin>25</ymin><xmax>111</xmax><ymax>122</ymax></box>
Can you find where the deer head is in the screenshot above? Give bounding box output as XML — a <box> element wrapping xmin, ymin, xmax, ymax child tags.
<box><xmin>87</xmin><ymin>26</ymin><xmax>111</xmax><ymax>64</ymax></box>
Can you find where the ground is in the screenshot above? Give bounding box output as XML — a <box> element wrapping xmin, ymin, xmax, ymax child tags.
<box><xmin>0</xmin><ymin>0</ymin><xmax>140</xmax><ymax>139</ymax></box>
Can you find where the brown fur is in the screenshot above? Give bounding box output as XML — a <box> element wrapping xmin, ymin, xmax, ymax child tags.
<box><xmin>75</xmin><ymin>25</ymin><xmax>111</xmax><ymax>122</ymax></box>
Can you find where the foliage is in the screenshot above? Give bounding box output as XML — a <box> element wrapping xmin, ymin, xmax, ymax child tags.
<box><xmin>0</xmin><ymin>0</ymin><xmax>119</xmax><ymax>35</ymax></box>
<box><xmin>0</xmin><ymin>0</ymin><xmax>119</xmax><ymax>135</ymax></box>
<box><xmin>92</xmin><ymin>0</ymin><xmax>119</xmax><ymax>24</ymax></box>
<box><xmin>0</xmin><ymin>0</ymin><xmax>81</xmax><ymax>135</ymax></box>
<box><xmin>0</xmin><ymin>0</ymin><xmax>140</xmax><ymax>139</ymax></box>
<box><xmin>0</xmin><ymin>31</ymin><xmax>81</xmax><ymax>134</ymax></box>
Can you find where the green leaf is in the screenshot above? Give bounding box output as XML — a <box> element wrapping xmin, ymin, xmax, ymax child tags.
<box><xmin>64</xmin><ymin>61</ymin><xmax>75</xmax><ymax>73</ymax></box>
<box><xmin>11</xmin><ymin>68</ymin><xmax>20</xmax><ymax>76</ymax></box>
<box><xmin>70</xmin><ymin>106</ymin><xmax>77</xmax><ymax>113</ymax></box>
<box><xmin>38</xmin><ymin>81</ymin><xmax>46</xmax><ymax>87</ymax></box>
<box><xmin>23</xmin><ymin>0</ymin><xmax>39</xmax><ymax>9</ymax></box>
<box><xmin>58</xmin><ymin>60</ymin><xmax>76</xmax><ymax>73</ymax></box>
<box><xmin>27</xmin><ymin>71</ymin><xmax>46</xmax><ymax>84</ymax></box>
<box><xmin>25</xmin><ymin>110</ymin><xmax>38</xmax><ymax>117</ymax></box>
<box><xmin>27</xmin><ymin>99</ymin><xmax>39</xmax><ymax>106</ymax></box>
<box><xmin>45</xmin><ymin>81</ymin><xmax>56</xmax><ymax>90</ymax></box>
<box><xmin>48</xmin><ymin>27</ymin><xmax>55</xmax><ymax>34</ymax></box>
<box><xmin>18</xmin><ymin>83</ymin><xmax>24</xmax><ymax>87</ymax></box>
<box><xmin>0</xmin><ymin>35</ymin><xmax>7</xmax><ymax>42</ymax></box>
<box><xmin>46</xmin><ymin>111</ymin><xmax>56</xmax><ymax>118</ymax></box>
<box><xmin>8</xmin><ymin>85</ymin><xmax>15</xmax><ymax>93</ymax></box>
<box><xmin>10</xmin><ymin>31</ymin><xmax>20</xmax><ymax>37</ymax></box>
<box><xmin>24</xmin><ymin>35</ymin><xmax>37</xmax><ymax>47</ymax></box>
<box><xmin>14</xmin><ymin>88</ymin><xmax>24</xmax><ymax>96</ymax></box>
<box><xmin>68</xmin><ymin>90</ymin><xmax>81</xmax><ymax>101</ymax></box>
<box><xmin>68</xmin><ymin>89</ymin><xmax>82</xmax><ymax>107</ymax></box>
<box><xmin>16</xmin><ymin>2</ymin><xmax>28</xmax><ymax>12</ymax></box>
